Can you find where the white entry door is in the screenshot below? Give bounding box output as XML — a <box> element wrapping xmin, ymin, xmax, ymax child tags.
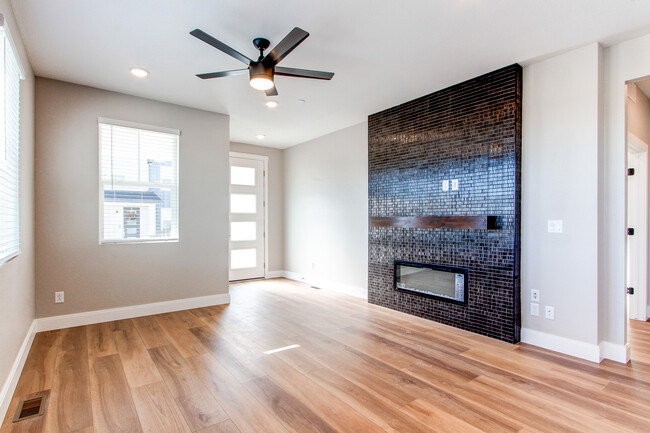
<box><xmin>229</xmin><ymin>156</ymin><xmax>265</xmax><ymax>280</ymax></box>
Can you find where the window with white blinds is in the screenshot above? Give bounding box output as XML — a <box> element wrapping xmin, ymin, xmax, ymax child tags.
<box><xmin>99</xmin><ymin>119</ymin><xmax>179</xmax><ymax>243</ymax></box>
<box><xmin>0</xmin><ymin>23</ymin><xmax>22</xmax><ymax>263</ymax></box>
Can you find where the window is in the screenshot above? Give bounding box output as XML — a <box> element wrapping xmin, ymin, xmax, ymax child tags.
<box><xmin>0</xmin><ymin>20</ymin><xmax>22</xmax><ymax>263</ymax></box>
<box><xmin>99</xmin><ymin>118</ymin><xmax>179</xmax><ymax>243</ymax></box>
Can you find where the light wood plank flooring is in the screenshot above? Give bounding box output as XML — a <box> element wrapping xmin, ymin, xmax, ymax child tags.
<box><xmin>3</xmin><ymin>278</ymin><xmax>650</xmax><ymax>432</ymax></box>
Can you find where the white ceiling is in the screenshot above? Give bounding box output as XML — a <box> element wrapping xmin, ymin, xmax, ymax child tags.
<box><xmin>10</xmin><ymin>0</ymin><xmax>650</xmax><ymax>148</ymax></box>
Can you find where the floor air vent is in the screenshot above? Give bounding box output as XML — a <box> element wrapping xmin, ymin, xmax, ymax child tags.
<box><xmin>13</xmin><ymin>395</ymin><xmax>46</xmax><ymax>422</ymax></box>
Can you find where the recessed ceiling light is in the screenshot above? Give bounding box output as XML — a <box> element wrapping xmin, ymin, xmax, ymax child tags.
<box><xmin>256</xmin><ymin>134</ymin><xmax>266</xmax><ymax>140</ymax></box>
<box><xmin>298</xmin><ymin>99</ymin><xmax>306</xmax><ymax>103</ymax></box>
<box><xmin>265</xmin><ymin>100</ymin><xmax>279</xmax><ymax>108</ymax></box>
<box><xmin>130</xmin><ymin>67</ymin><xmax>149</xmax><ymax>78</ymax></box>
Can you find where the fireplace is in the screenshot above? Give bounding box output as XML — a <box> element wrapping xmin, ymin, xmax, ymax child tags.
<box><xmin>394</xmin><ymin>261</ymin><xmax>467</xmax><ymax>304</ymax></box>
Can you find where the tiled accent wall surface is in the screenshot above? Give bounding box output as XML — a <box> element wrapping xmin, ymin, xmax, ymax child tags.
<box><xmin>368</xmin><ymin>65</ymin><xmax>522</xmax><ymax>343</ymax></box>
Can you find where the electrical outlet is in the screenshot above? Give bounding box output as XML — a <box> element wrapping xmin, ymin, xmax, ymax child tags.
<box><xmin>545</xmin><ymin>305</ymin><xmax>554</xmax><ymax>320</ymax></box>
<box><xmin>531</xmin><ymin>289</ymin><xmax>540</xmax><ymax>302</ymax></box>
<box><xmin>547</xmin><ymin>220</ymin><xmax>563</xmax><ymax>233</ymax></box>
<box><xmin>530</xmin><ymin>302</ymin><xmax>539</xmax><ymax>316</ymax></box>
<box><xmin>451</xmin><ymin>179</ymin><xmax>459</xmax><ymax>191</ymax></box>
<box><xmin>442</xmin><ymin>180</ymin><xmax>449</xmax><ymax>191</ymax></box>
<box><xmin>55</xmin><ymin>291</ymin><xmax>64</xmax><ymax>304</ymax></box>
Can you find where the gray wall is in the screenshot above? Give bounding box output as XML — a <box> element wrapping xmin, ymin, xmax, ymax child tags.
<box><xmin>283</xmin><ymin>122</ymin><xmax>368</xmax><ymax>297</ymax></box>
<box><xmin>229</xmin><ymin>142</ymin><xmax>284</xmax><ymax>273</ymax></box>
<box><xmin>522</xmin><ymin>44</ymin><xmax>601</xmax><ymax>348</ymax></box>
<box><xmin>0</xmin><ymin>0</ymin><xmax>36</xmax><ymax>401</ymax></box>
<box><xmin>35</xmin><ymin>78</ymin><xmax>230</xmax><ymax>318</ymax></box>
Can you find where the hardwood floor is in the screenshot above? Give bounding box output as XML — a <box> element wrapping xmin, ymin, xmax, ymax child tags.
<box><xmin>3</xmin><ymin>278</ymin><xmax>650</xmax><ymax>432</ymax></box>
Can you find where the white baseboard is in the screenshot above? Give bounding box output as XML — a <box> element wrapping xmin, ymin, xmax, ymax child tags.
<box><xmin>265</xmin><ymin>270</ymin><xmax>285</xmax><ymax>279</ymax></box>
<box><xmin>34</xmin><ymin>293</ymin><xmax>231</xmax><ymax>332</ymax></box>
<box><xmin>277</xmin><ymin>270</ymin><xmax>368</xmax><ymax>300</ymax></box>
<box><xmin>0</xmin><ymin>320</ymin><xmax>37</xmax><ymax>423</ymax></box>
<box><xmin>599</xmin><ymin>341</ymin><xmax>631</xmax><ymax>363</ymax></box>
<box><xmin>521</xmin><ymin>328</ymin><xmax>631</xmax><ymax>364</ymax></box>
<box><xmin>520</xmin><ymin>327</ymin><xmax>601</xmax><ymax>363</ymax></box>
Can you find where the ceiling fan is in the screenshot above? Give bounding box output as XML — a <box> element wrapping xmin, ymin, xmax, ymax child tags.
<box><xmin>190</xmin><ymin>27</ymin><xmax>334</xmax><ymax>96</ymax></box>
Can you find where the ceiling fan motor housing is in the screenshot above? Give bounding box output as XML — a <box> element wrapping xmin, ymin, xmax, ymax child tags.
<box><xmin>249</xmin><ymin>62</ymin><xmax>274</xmax><ymax>81</ymax></box>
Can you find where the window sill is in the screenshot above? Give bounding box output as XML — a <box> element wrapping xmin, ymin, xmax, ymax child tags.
<box><xmin>100</xmin><ymin>238</ymin><xmax>179</xmax><ymax>245</ymax></box>
<box><xmin>0</xmin><ymin>251</ymin><xmax>21</xmax><ymax>267</ymax></box>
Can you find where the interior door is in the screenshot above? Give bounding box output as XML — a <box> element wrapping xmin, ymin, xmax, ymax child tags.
<box><xmin>229</xmin><ymin>156</ymin><xmax>265</xmax><ymax>280</ymax></box>
<box><xmin>627</xmin><ymin>147</ymin><xmax>648</xmax><ymax>321</ymax></box>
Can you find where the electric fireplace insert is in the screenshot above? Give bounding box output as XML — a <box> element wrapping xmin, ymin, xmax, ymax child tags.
<box><xmin>394</xmin><ymin>260</ymin><xmax>468</xmax><ymax>304</ymax></box>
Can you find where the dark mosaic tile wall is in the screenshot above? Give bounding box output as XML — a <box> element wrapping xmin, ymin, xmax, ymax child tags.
<box><xmin>368</xmin><ymin>64</ymin><xmax>522</xmax><ymax>343</ymax></box>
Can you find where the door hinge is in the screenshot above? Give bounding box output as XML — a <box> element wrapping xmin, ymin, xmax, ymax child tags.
<box><xmin>627</xmin><ymin>287</ymin><xmax>635</xmax><ymax>295</ymax></box>
<box><xmin>628</xmin><ymin>168</ymin><xmax>635</xmax><ymax>176</ymax></box>
<box><xmin>628</xmin><ymin>228</ymin><xmax>635</xmax><ymax>236</ymax></box>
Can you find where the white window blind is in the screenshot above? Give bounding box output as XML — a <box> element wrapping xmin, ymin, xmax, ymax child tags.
<box><xmin>0</xmin><ymin>22</ymin><xmax>22</xmax><ymax>263</ymax></box>
<box><xmin>99</xmin><ymin>120</ymin><xmax>179</xmax><ymax>243</ymax></box>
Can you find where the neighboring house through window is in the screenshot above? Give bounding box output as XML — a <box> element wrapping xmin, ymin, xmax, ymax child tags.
<box><xmin>0</xmin><ymin>17</ymin><xmax>23</xmax><ymax>263</ymax></box>
<box><xmin>99</xmin><ymin>118</ymin><xmax>179</xmax><ymax>243</ymax></box>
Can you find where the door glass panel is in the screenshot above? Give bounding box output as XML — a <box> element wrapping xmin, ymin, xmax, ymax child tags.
<box><xmin>231</xmin><ymin>221</ymin><xmax>256</xmax><ymax>241</ymax></box>
<box><xmin>231</xmin><ymin>248</ymin><xmax>257</xmax><ymax>269</ymax></box>
<box><xmin>231</xmin><ymin>166</ymin><xmax>256</xmax><ymax>186</ymax></box>
<box><xmin>230</xmin><ymin>194</ymin><xmax>256</xmax><ymax>214</ymax></box>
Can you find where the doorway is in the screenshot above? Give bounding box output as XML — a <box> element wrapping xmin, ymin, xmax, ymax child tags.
<box><xmin>229</xmin><ymin>153</ymin><xmax>268</xmax><ymax>281</ymax></box>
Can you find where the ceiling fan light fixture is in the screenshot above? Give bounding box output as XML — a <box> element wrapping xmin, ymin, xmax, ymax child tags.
<box><xmin>250</xmin><ymin>76</ymin><xmax>274</xmax><ymax>91</ymax></box>
<box><xmin>256</xmin><ymin>134</ymin><xmax>266</xmax><ymax>140</ymax></box>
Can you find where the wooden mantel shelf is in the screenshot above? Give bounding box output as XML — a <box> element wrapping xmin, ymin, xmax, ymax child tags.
<box><xmin>370</xmin><ymin>216</ymin><xmax>498</xmax><ymax>230</ymax></box>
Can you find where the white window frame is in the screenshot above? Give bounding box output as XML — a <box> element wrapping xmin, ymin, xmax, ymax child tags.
<box><xmin>0</xmin><ymin>15</ymin><xmax>25</xmax><ymax>265</ymax></box>
<box><xmin>98</xmin><ymin>117</ymin><xmax>180</xmax><ymax>244</ymax></box>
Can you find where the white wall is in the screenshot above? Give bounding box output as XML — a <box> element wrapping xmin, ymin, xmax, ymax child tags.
<box><xmin>521</xmin><ymin>43</ymin><xmax>602</xmax><ymax>359</ymax></box>
<box><xmin>229</xmin><ymin>142</ymin><xmax>284</xmax><ymax>273</ymax></box>
<box><xmin>35</xmin><ymin>78</ymin><xmax>230</xmax><ymax>318</ymax></box>
<box><xmin>0</xmin><ymin>0</ymin><xmax>36</xmax><ymax>416</ymax></box>
<box><xmin>283</xmin><ymin>122</ymin><xmax>368</xmax><ymax>298</ymax></box>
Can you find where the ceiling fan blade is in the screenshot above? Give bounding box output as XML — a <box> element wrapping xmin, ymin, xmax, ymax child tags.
<box><xmin>274</xmin><ymin>66</ymin><xmax>334</xmax><ymax>80</ymax></box>
<box><xmin>190</xmin><ymin>29</ymin><xmax>252</xmax><ymax>65</ymax></box>
<box><xmin>262</xmin><ymin>27</ymin><xmax>309</xmax><ymax>67</ymax></box>
<box><xmin>265</xmin><ymin>86</ymin><xmax>279</xmax><ymax>97</ymax></box>
<box><xmin>196</xmin><ymin>69</ymin><xmax>249</xmax><ymax>79</ymax></box>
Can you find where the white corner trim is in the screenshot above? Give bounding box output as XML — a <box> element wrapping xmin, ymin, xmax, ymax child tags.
<box><xmin>277</xmin><ymin>270</ymin><xmax>368</xmax><ymax>300</ymax></box>
<box><xmin>520</xmin><ymin>327</ymin><xmax>601</xmax><ymax>363</ymax></box>
<box><xmin>34</xmin><ymin>293</ymin><xmax>231</xmax><ymax>333</ymax></box>
<box><xmin>599</xmin><ymin>341</ymin><xmax>631</xmax><ymax>364</ymax></box>
<box><xmin>0</xmin><ymin>320</ymin><xmax>37</xmax><ymax>422</ymax></box>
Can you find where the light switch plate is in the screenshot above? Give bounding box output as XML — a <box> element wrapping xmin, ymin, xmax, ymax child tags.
<box><xmin>451</xmin><ymin>179</ymin><xmax>459</xmax><ymax>191</ymax></box>
<box><xmin>531</xmin><ymin>302</ymin><xmax>539</xmax><ymax>316</ymax></box>
<box><xmin>547</xmin><ymin>220</ymin><xmax>563</xmax><ymax>233</ymax></box>
<box><xmin>442</xmin><ymin>180</ymin><xmax>449</xmax><ymax>191</ymax></box>
<box><xmin>531</xmin><ymin>289</ymin><xmax>540</xmax><ymax>302</ymax></box>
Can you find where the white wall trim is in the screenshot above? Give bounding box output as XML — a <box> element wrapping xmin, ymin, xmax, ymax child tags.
<box><xmin>0</xmin><ymin>320</ymin><xmax>36</xmax><ymax>422</ymax></box>
<box><xmin>274</xmin><ymin>270</ymin><xmax>368</xmax><ymax>300</ymax></box>
<box><xmin>520</xmin><ymin>327</ymin><xmax>601</xmax><ymax>363</ymax></box>
<box><xmin>599</xmin><ymin>341</ymin><xmax>631</xmax><ymax>363</ymax></box>
<box><xmin>265</xmin><ymin>270</ymin><xmax>285</xmax><ymax>279</ymax></box>
<box><xmin>34</xmin><ymin>293</ymin><xmax>230</xmax><ymax>332</ymax></box>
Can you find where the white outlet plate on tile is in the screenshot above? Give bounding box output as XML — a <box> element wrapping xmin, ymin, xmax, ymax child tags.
<box><xmin>442</xmin><ymin>180</ymin><xmax>449</xmax><ymax>191</ymax></box>
<box><xmin>451</xmin><ymin>179</ymin><xmax>459</xmax><ymax>190</ymax></box>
